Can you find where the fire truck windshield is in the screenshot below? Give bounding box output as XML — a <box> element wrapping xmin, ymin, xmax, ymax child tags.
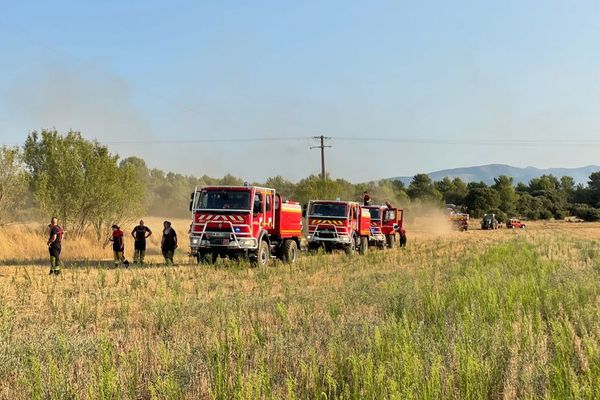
<box><xmin>368</xmin><ymin>208</ymin><xmax>381</xmax><ymax>220</ymax></box>
<box><xmin>309</xmin><ymin>203</ymin><xmax>347</xmax><ymax>218</ymax></box>
<box><xmin>197</xmin><ymin>190</ymin><xmax>251</xmax><ymax>210</ymax></box>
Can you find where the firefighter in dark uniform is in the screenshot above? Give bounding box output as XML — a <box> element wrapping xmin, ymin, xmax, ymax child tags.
<box><xmin>131</xmin><ymin>220</ymin><xmax>152</xmax><ymax>265</ymax></box>
<box><xmin>109</xmin><ymin>225</ymin><xmax>130</xmax><ymax>267</ymax></box>
<box><xmin>47</xmin><ymin>217</ymin><xmax>63</xmax><ymax>275</ymax></box>
<box><xmin>363</xmin><ymin>191</ymin><xmax>372</xmax><ymax>206</ymax></box>
<box><xmin>161</xmin><ymin>221</ymin><xmax>177</xmax><ymax>266</ymax></box>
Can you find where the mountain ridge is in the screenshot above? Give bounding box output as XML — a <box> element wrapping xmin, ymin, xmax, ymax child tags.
<box><xmin>394</xmin><ymin>164</ymin><xmax>600</xmax><ymax>186</ymax></box>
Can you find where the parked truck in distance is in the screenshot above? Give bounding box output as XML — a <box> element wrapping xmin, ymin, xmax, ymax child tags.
<box><xmin>481</xmin><ymin>213</ymin><xmax>499</xmax><ymax>230</ymax></box>
<box><xmin>506</xmin><ymin>218</ymin><xmax>526</xmax><ymax>229</ymax></box>
<box><xmin>306</xmin><ymin>200</ymin><xmax>371</xmax><ymax>255</ymax></box>
<box><xmin>189</xmin><ymin>186</ymin><xmax>302</xmax><ymax>266</ymax></box>
<box><xmin>449</xmin><ymin>212</ymin><xmax>470</xmax><ymax>231</ymax></box>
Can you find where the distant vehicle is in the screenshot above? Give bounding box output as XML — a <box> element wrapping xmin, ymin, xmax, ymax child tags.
<box><xmin>481</xmin><ymin>214</ymin><xmax>499</xmax><ymax>230</ymax></box>
<box><xmin>449</xmin><ymin>213</ymin><xmax>469</xmax><ymax>231</ymax></box>
<box><xmin>506</xmin><ymin>218</ymin><xmax>526</xmax><ymax>229</ymax></box>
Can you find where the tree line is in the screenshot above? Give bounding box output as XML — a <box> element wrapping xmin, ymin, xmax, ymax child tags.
<box><xmin>2</xmin><ymin>130</ymin><xmax>600</xmax><ymax>237</ymax></box>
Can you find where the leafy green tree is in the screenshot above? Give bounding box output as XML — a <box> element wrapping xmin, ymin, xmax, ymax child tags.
<box><xmin>529</xmin><ymin>175</ymin><xmax>560</xmax><ymax>192</ymax></box>
<box><xmin>0</xmin><ymin>146</ymin><xmax>27</xmax><ymax>224</ymax></box>
<box><xmin>265</xmin><ymin>175</ymin><xmax>296</xmax><ymax>199</ymax></box>
<box><xmin>587</xmin><ymin>172</ymin><xmax>600</xmax><ymax>207</ymax></box>
<box><xmin>435</xmin><ymin>177</ymin><xmax>468</xmax><ymax>205</ymax></box>
<box><xmin>492</xmin><ymin>175</ymin><xmax>517</xmax><ymax>215</ymax></box>
<box><xmin>407</xmin><ymin>174</ymin><xmax>442</xmax><ymax>203</ymax></box>
<box><xmin>23</xmin><ymin>129</ymin><xmax>144</xmax><ymax>238</ymax></box>
<box><xmin>294</xmin><ymin>175</ymin><xmax>342</xmax><ymax>204</ymax></box>
<box><xmin>465</xmin><ymin>187</ymin><xmax>501</xmax><ymax>218</ymax></box>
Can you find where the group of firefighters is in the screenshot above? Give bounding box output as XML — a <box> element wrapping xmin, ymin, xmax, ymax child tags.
<box><xmin>46</xmin><ymin>218</ymin><xmax>178</xmax><ymax>275</ymax></box>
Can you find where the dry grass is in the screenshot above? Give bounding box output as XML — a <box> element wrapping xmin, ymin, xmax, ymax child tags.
<box><xmin>0</xmin><ymin>218</ymin><xmax>599</xmax><ymax>398</ymax></box>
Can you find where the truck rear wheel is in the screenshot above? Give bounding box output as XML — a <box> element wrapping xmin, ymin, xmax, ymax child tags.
<box><xmin>386</xmin><ymin>234</ymin><xmax>395</xmax><ymax>249</ymax></box>
<box><xmin>359</xmin><ymin>236</ymin><xmax>368</xmax><ymax>255</ymax></box>
<box><xmin>281</xmin><ymin>240</ymin><xmax>298</xmax><ymax>263</ymax></box>
<box><xmin>252</xmin><ymin>240</ymin><xmax>270</xmax><ymax>267</ymax></box>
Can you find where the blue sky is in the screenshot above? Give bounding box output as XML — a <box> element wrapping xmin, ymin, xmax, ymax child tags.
<box><xmin>1</xmin><ymin>1</ymin><xmax>599</xmax><ymax>181</ymax></box>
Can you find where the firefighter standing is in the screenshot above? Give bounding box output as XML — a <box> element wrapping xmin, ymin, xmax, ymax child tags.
<box><xmin>109</xmin><ymin>225</ymin><xmax>130</xmax><ymax>267</ymax></box>
<box><xmin>131</xmin><ymin>220</ymin><xmax>152</xmax><ymax>265</ymax></box>
<box><xmin>161</xmin><ymin>221</ymin><xmax>177</xmax><ymax>266</ymax></box>
<box><xmin>47</xmin><ymin>217</ymin><xmax>63</xmax><ymax>275</ymax></box>
<box><xmin>363</xmin><ymin>191</ymin><xmax>372</xmax><ymax>206</ymax></box>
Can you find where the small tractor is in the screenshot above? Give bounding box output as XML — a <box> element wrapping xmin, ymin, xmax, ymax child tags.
<box><xmin>189</xmin><ymin>185</ymin><xmax>302</xmax><ymax>266</ymax></box>
<box><xmin>449</xmin><ymin>212</ymin><xmax>470</xmax><ymax>231</ymax></box>
<box><xmin>365</xmin><ymin>205</ymin><xmax>406</xmax><ymax>248</ymax></box>
<box><xmin>306</xmin><ymin>200</ymin><xmax>371</xmax><ymax>255</ymax></box>
<box><xmin>506</xmin><ymin>218</ymin><xmax>526</xmax><ymax>229</ymax></box>
<box><xmin>481</xmin><ymin>213</ymin><xmax>499</xmax><ymax>230</ymax></box>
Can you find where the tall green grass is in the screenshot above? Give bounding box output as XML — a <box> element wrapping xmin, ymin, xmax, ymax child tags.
<box><xmin>0</xmin><ymin>232</ymin><xmax>598</xmax><ymax>398</ymax></box>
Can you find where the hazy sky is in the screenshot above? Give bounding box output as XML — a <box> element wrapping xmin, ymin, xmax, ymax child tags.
<box><xmin>1</xmin><ymin>0</ymin><xmax>600</xmax><ymax>182</ymax></box>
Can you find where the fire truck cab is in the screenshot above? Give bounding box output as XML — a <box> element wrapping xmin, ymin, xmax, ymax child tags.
<box><xmin>189</xmin><ymin>186</ymin><xmax>302</xmax><ymax>266</ymax></box>
<box><xmin>306</xmin><ymin>200</ymin><xmax>371</xmax><ymax>255</ymax></box>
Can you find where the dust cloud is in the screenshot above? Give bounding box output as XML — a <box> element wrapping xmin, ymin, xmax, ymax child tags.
<box><xmin>405</xmin><ymin>203</ymin><xmax>452</xmax><ymax>237</ymax></box>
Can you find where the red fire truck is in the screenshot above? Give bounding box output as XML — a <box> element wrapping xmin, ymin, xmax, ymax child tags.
<box><xmin>306</xmin><ymin>200</ymin><xmax>371</xmax><ymax>255</ymax></box>
<box><xmin>365</xmin><ymin>205</ymin><xmax>406</xmax><ymax>248</ymax></box>
<box><xmin>189</xmin><ymin>186</ymin><xmax>302</xmax><ymax>266</ymax></box>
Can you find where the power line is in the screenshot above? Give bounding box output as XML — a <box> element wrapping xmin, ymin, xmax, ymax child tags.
<box><xmin>103</xmin><ymin>136</ymin><xmax>308</xmax><ymax>144</ymax></box>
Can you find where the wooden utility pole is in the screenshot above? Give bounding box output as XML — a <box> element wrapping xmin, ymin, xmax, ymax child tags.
<box><xmin>310</xmin><ymin>135</ymin><xmax>332</xmax><ymax>180</ymax></box>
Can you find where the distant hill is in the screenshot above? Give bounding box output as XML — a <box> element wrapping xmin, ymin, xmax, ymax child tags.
<box><xmin>395</xmin><ymin>164</ymin><xmax>600</xmax><ymax>186</ymax></box>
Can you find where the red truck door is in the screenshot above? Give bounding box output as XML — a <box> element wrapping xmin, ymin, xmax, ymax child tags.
<box><xmin>252</xmin><ymin>190</ymin><xmax>264</xmax><ymax>238</ymax></box>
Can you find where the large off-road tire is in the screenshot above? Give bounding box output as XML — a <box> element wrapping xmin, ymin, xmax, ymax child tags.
<box><xmin>386</xmin><ymin>234</ymin><xmax>395</xmax><ymax>249</ymax></box>
<box><xmin>359</xmin><ymin>236</ymin><xmax>368</xmax><ymax>255</ymax></box>
<box><xmin>281</xmin><ymin>240</ymin><xmax>298</xmax><ymax>264</ymax></box>
<box><xmin>345</xmin><ymin>235</ymin><xmax>357</xmax><ymax>256</ymax></box>
<box><xmin>252</xmin><ymin>240</ymin><xmax>270</xmax><ymax>267</ymax></box>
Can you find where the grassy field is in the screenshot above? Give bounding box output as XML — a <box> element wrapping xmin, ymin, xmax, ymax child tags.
<box><xmin>0</xmin><ymin>219</ymin><xmax>599</xmax><ymax>399</ymax></box>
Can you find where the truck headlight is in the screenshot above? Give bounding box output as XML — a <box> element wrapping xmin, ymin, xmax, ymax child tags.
<box><xmin>190</xmin><ymin>237</ymin><xmax>200</xmax><ymax>245</ymax></box>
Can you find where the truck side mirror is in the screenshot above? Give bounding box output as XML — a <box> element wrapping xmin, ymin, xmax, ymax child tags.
<box><xmin>189</xmin><ymin>192</ymin><xmax>194</xmax><ymax>212</ymax></box>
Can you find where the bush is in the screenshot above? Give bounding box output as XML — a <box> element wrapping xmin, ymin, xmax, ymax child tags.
<box><xmin>553</xmin><ymin>209</ymin><xmax>568</xmax><ymax>221</ymax></box>
<box><xmin>572</xmin><ymin>204</ymin><xmax>600</xmax><ymax>222</ymax></box>
<box><xmin>539</xmin><ymin>209</ymin><xmax>553</xmax><ymax>220</ymax></box>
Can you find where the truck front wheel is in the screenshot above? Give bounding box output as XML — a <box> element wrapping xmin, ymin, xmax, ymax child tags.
<box><xmin>359</xmin><ymin>236</ymin><xmax>368</xmax><ymax>255</ymax></box>
<box><xmin>252</xmin><ymin>240</ymin><xmax>270</xmax><ymax>267</ymax></box>
<box><xmin>281</xmin><ymin>240</ymin><xmax>298</xmax><ymax>263</ymax></box>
